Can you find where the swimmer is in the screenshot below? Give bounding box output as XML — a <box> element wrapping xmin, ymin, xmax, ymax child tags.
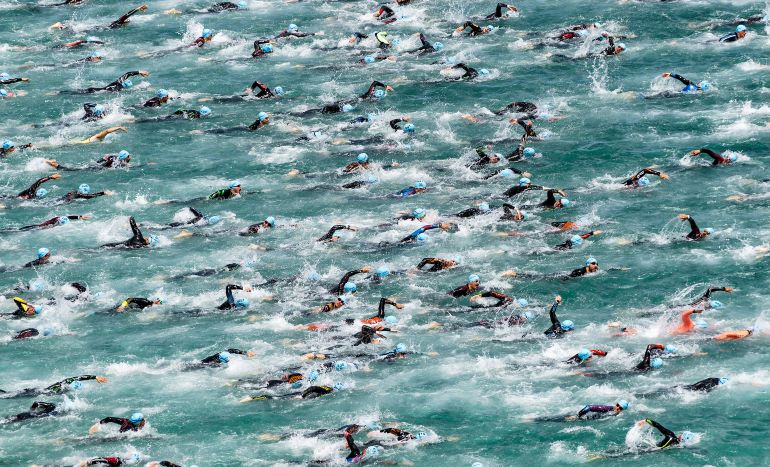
<box><xmin>2</xmin><ymin>297</ymin><xmax>42</xmax><ymax>319</ymax></box>
<box><xmin>101</xmin><ymin>216</ymin><xmax>158</xmax><ymax>248</ymax></box>
<box><xmin>637</xmin><ymin>419</ymin><xmax>695</xmax><ymax>448</ymax></box>
<box><xmin>400</xmin><ymin>223</ymin><xmax>452</xmax><ymax>243</ymax></box>
<box><xmin>544</xmin><ymin>295</ymin><xmax>573</xmax><ymax>337</ymax></box>
<box><xmin>70</xmin><ymin>127</ymin><xmax>128</xmax><ymax>145</ymax></box>
<box><xmin>416</xmin><ymin>257</ymin><xmax>461</xmax><ymax>272</ymax></box>
<box><xmin>89</xmin><ymin>413</ymin><xmax>145</xmax><ymax>433</ymax></box>
<box><xmin>239</xmin><ymin>216</ymin><xmax>276</xmax><ymax>236</ymax></box>
<box><xmin>358</xmin><ymin>298</ymin><xmax>404</xmax><ymax>325</ymax></box>
<box><xmin>688</xmin><ymin>148</ymin><xmax>736</xmax><ymax>165</ymax></box>
<box><xmin>449</xmin><ymin>274</ymin><xmax>481</xmax><ymax>297</ymax></box>
<box><xmin>1</xmin><ymin>140</ymin><xmax>33</xmax><ymax>158</ymax></box>
<box><xmin>567</xmin><ymin>257</ymin><xmax>599</xmax><ymax>278</ymax></box>
<box><xmin>318</xmin><ymin>225</ymin><xmax>357</xmax><ymax>242</ymax></box>
<box><xmin>455</xmin><ymin>21</ymin><xmax>494</xmax><ymax>36</ymax></box>
<box><xmin>16</xmin><ymin>173</ymin><xmax>61</xmax><ymax>200</ymax></box>
<box><xmin>208</xmin><ymin>181</ymin><xmax>241</xmax><ymax>200</ymax></box>
<box><xmin>677</xmin><ymin>214</ymin><xmax>712</xmax><ymax>240</ymax></box>
<box><xmin>217</xmin><ymin>284</ymin><xmax>252</xmax><ymax>310</ymax></box>
<box><xmin>115</xmin><ymin>297</ymin><xmax>162</xmax><ymax>312</ymax></box>
<box><xmin>24</xmin><ymin>248</ymin><xmax>52</xmax><ymax>268</ymax></box>
<box><xmin>18</xmin><ymin>214</ymin><xmax>90</xmax><ymax>231</ymax></box>
<box><xmin>71</xmin><ymin>70</ymin><xmax>149</xmax><ymax>93</ymax></box>
<box><xmin>624</xmin><ymin>168</ymin><xmax>668</xmax><ymax>187</ymax></box>
<box><xmin>60</xmin><ymin>183</ymin><xmax>111</xmax><ymax>202</ymax></box>
<box><xmin>719</xmin><ymin>25</ymin><xmax>748</xmax><ymax>43</ymax></box>
<box><xmin>635</xmin><ymin>343</ymin><xmax>673</xmax><ymax>371</ymax></box>
<box><xmin>565</xmin><ymin>348</ymin><xmax>607</xmax><ymax>365</ymax></box>
<box><xmin>484</xmin><ymin>3</ymin><xmax>518</xmax><ymax>20</ymax></box>
<box><xmin>332</xmin><ymin>267</ymin><xmax>372</xmax><ymax>295</ymax></box>
<box><xmin>714</xmin><ymin>328</ymin><xmax>753</xmax><ymax>341</ymax></box>
<box><xmin>554</xmin><ymin>231</ymin><xmax>601</xmax><ymax>250</ymax></box>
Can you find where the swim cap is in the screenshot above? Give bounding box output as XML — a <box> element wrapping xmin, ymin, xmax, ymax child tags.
<box><xmin>202</xmin><ymin>29</ymin><xmax>212</xmax><ymax>39</ymax></box>
<box><xmin>217</xmin><ymin>351</ymin><xmax>232</xmax><ymax>363</ymax></box>
<box><xmin>0</xmin><ymin>73</ymin><xmax>10</xmax><ymax>80</ymax></box>
<box><xmin>43</xmin><ymin>328</ymin><xmax>53</xmax><ymax>336</ymax></box>
<box><xmin>86</xmin><ymin>36</ymin><xmax>99</xmax><ymax>42</ymax></box>
<box><xmin>36</xmin><ymin>188</ymin><xmax>48</xmax><ymax>198</ymax></box>
<box><xmin>703</xmin><ymin>228</ymin><xmax>714</xmax><ymax>235</ymax></box>
<box><xmin>274</xmin><ymin>86</ymin><xmax>284</xmax><ymax>96</ymax></box>
<box><xmin>403</xmin><ymin>123</ymin><xmax>415</xmax><ymax>133</ymax></box>
<box><xmin>58</xmin><ymin>216</ymin><xmax>70</xmax><ymax>225</ymax></box>
<box><xmin>680</xmin><ymin>431</ymin><xmax>695</xmax><ymax>445</ymax></box>
<box><xmin>479</xmin><ymin>202</ymin><xmax>490</xmax><ymax>212</ymax></box>
<box><xmin>129</xmin><ymin>412</ymin><xmax>144</xmax><ymax>424</ymax></box>
<box><xmin>238</xmin><ymin>0</ymin><xmax>247</xmax><ymax>7</ymax></box>
<box><xmin>69</xmin><ymin>380</ymin><xmax>83</xmax><ymax>390</ymax></box>
<box><xmin>0</xmin><ymin>89</ymin><xmax>7</xmax><ymax>97</ymax></box>
<box><xmin>695</xmin><ymin>318</ymin><xmax>708</xmax><ymax>329</ymax></box>
<box><xmin>416</xmin><ymin>233</ymin><xmax>428</xmax><ymax>242</ymax></box>
<box><xmin>34</xmin><ymin>305</ymin><xmax>42</xmax><ymax>315</ymax></box>
<box><xmin>520</xmin><ymin>210</ymin><xmax>529</xmax><ymax>220</ymax></box>
<box><xmin>339</xmin><ymin>295</ymin><xmax>349</xmax><ymax>304</ymax></box>
<box><xmin>308</xmin><ymin>370</ymin><xmax>319</xmax><ymax>382</ymax></box>
<box><xmin>257</xmin><ymin>111</ymin><xmax>268</xmax><ymax>121</ymax></box>
<box><xmin>415</xmin><ymin>431</ymin><xmax>428</xmax><ymax>440</ymax></box>
<box><xmin>156</xmin><ymin>89</ymin><xmax>168</xmax><ymax>98</ymax></box>
<box><xmin>114</xmin><ymin>150</ymin><xmax>129</xmax><ymax>162</ymax></box>
<box><xmin>199</xmin><ymin>106</ymin><xmax>211</xmax><ymax>117</ymax></box>
<box><xmin>577</xmin><ymin>349</ymin><xmax>591</xmax><ymax>361</ymax></box>
<box><xmin>616</xmin><ymin>43</ymin><xmax>626</xmax><ymax>50</ymax></box>
<box><xmin>364</xmin><ymin>55</ymin><xmax>376</xmax><ymax>64</ymax></box>
<box><xmin>365</xmin><ymin>446</ymin><xmax>380</xmax><ymax>458</ymax></box>
<box><xmin>306</xmin><ymin>271</ymin><xmax>321</xmax><ymax>282</ymax></box>
<box><xmin>664</xmin><ymin>344</ymin><xmax>677</xmax><ymax>354</ymax></box>
<box><xmin>128</xmin><ymin>453</ymin><xmax>141</xmax><ymax>465</ymax></box>
<box><xmin>367</xmin><ymin>175</ymin><xmax>378</xmax><ymax>184</ymax></box>
<box><xmin>560</xmin><ymin>198</ymin><xmax>571</xmax><ymax>207</ymax></box>
<box><xmin>122</xmin><ymin>79</ymin><xmax>133</xmax><ymax>88</ymax></box>
<box><xmin>413</xmin><ymin>208</ymin><xmax>426</xmax><ymax>219</ymax></box>
<box><xmin>37</xmin><ymin>247</ymin><xmax>50</xmax><ymax>258</ymax></box>
<box><xmin>357</xmin><ymin>153</ymin><xmax>369</xmax><ymax>163</ymax></box>
<box><xmin>468</xmin><ymin>274</ymin><xmax>480</xmax><ymax>283</ymax></box>
<box><xmin>334</xmin><ymin>361</ymin><xmax>348</xmax><ymax>371</ymax></box>
<box><xmin>617</xmin><ymin>400</ymin><xmax>629</xmax><ymax>410</ymax></box>
<box><xmin>333</xmin><ymin>382</ymin><xmax>346</xmax><ymax>391</ymax></box>
<box><xmin>518</xmin><ymin>298</ymin><xmax>529</xmax><ymax>307</ymax></box>
<box><xmin>343</xmin><ymin>282</ymin><xmax>357</xmax><ymax>293</ymax></box>
<box><xmin>518</xmin><ymin>177</ymin><xmax>531</xmax><ymax>186</ymax></box>
<box><xmin>585</xmin><ymin>257</ymin><xmax>597</xmax><ymax>266</ymax></box>
<box><xmin>228</xmin><ymin>181</ymin><xmax>241</xmax><ymax>189</ymax></box>
<box><xmin>374</xmin><ymin>89</ymin><xmax>386</xmax><ymax>98</ymax></box>
<box><xmin>206</xmin><ymin>215</ymin><xmax>221</xmax><ymax>225</ymax></box>
<box><xmin>414</xmin><ymin>180</ymin><xmax>427</xmax><ymax>189</ymax></box>
<box><xmin>385</xmin><ymin>315</ymin><xmax>398</xmax><ymax>324</ymax></box>
<box><xmin>499</xmin><ymin>169</ymin><xmax>514</xmax><ymax>178</ymax></box>
<box><xmin>561</xmin><ymin>320</ymin><xmax>574</xmax><ymax>331</ymax></box>
<box><xmin>728</xmin><ymin>153</ymin><xmax>738</xmax><ymax>162</ymax></box>
<box><xmin>523</xmin><ymin>311</ymin><xmax>534</xmax><ymax>320</ymax></box>
<box><xmin>78</xmin><ymin>183</ymin><xmax>91</xmax><ymax>195</ymax></box>
<box><xmin>486</xmin><ymin>25</ymin><xmax>496</xmax><ymax>31</ymax></box>
<box><xmin>737</xmin><ymin>25</ymin><xmax>748</xmax><ymax>33</ymax></box>
<box><xmin>265</xmin><ymin>216</ymin><xmax>276</xmax><ymax>226</ymax></box>
<box><xmin>699</xmin><ymin>81</ymin><xmax>712</xmax><ymax>92</ymax></box>
<box><xmin>637</xmin><ymin>176</ymin><xmax>650</xmax><ymax>186</ymax></box>
<box><xmin>570</xmin><ymin>235</ymin><xmax>583</xmax><ymax>245</ymax></box>
<box><xmin>93</xmin><ymin>105</ymin><xmax>104</xmax><ymax>116</ymax></box>
<box><xmin>342</xmin><ymin>104</ymin><xmax>354</xmax><ymax>113</ymax></box>
<box><xmin>523</xmin><ymin>147</ymin><xmax>536</xmax><ymax>158</ymax></box>
<box><xmin>650</xmin><ymin>357</ymin><xmax>663</xmax><ymax>369</ymax></box>
<box><xmin>471</xmin><ymin>463</ymin><xmax>484</xmax><ymax>467</ymax></box>
<box><xmin>434</xmin><ymin>41</ymin><xmax>444</xmax><ymax>50</ymax></box>
<box><xmin>376</xmin><ymin>266</ymin><xmax>390</xmax><ymax>278</ymax></box>
<box><xmin>479</xmin><ymin>68</ymin><xmax>490</xmax><ymax>75</ymax></box>
<box><xmin>454</xmin><ymin>255</ymin><xmax>463</xmax><ymax>264</ymax></box>
<box><xmin>718</xmin><ymin>377</ymin><xmax>728</xmax><ymax>385</ymax></box>
<box><xmin>394</xmin><ymin>343</ymin><xmax>407</xmax><ymax>353</ymax></box>
<box><xmin>260</xmin><ymin>43</ymin><xmax>273</xmax><ymax>53</ymax></box>
<box><xmin>288</xmin><ymin>24</ymin><xmax>298</xmax><ymax>32</ymax></box>
<box><xmin>235</xmin><ymin>298</ymin><xmax>250</xmax><ymax>308</ymax></box>
<box><xmin>148</xmin><ymin>234</ymin><xmax>160</xmax><ymax>247</ymax></box>
<box><xmin>709</xmin><ymin>300</ymin><xmax>722</xmax><ymax>309</ymax></box>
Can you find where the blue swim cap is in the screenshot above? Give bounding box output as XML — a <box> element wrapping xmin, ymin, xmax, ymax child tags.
<box><xmin>218</xmin><ymin>351</ymin><xmax>231</xmax><ymax>363</ymax></box>
<box><xmin>129</xmin><ymin>412</ymin><xmax>144</xmax><ymax>424</ymax></box>
<box><xmin>664</xmin><ymin>344</ymin><xmax>677</xmax><ymax>354</ymax></box>
<box><xmin>416</xmin><ymin>233</ymin><xmax>428</xmax><ymax>242</ymax></box>
<box><xmin>737</xmin><ymin>25</ymin><xmax>748</xmax><ymax>33</ymax></box>
<box><xmin>148</xmin><ymin>234</ymin><xmax>160</xmax><ymax>247</ymax></box>
<box><xmin>479</xmin><ymin>202</ymin><xmax>490</xmax><ymax>212</ymax></box>
<box><xmin>518</xmin><ymin>177</ymin><xmax>531</xmax><ymax>186</ymax></box>
<box><xmin>0</xmin><ymin>73</ymin><xmax>10</xmax><ymax>80</ymax></box>
<box><xmin>364</xmin><ymin>55</ymin><xmax>376</xmax><ymax>64</ymax></box>
<box><xmin>486</xmin><ymin>25</ymin><xmax>496</xmax><ymax>31</ymax></box>
<box><xmin>434</xmin><ymin>41</ymin><xmax>444</xmax><ymax>50</ymax></box>
<box><xmin>560</xmin><ymin>198</ymin><xmax>571</xmax><ymax>207</ymax></box>
<box><xmin>699</xmin><ymin>81</ymin><xmax>712</xmax><ymax>92</ymax></box>
<box><xmin>288</xmin><ymin>23</ymin><xmax>298</xmax><ymax>32</ymax></box>
<box><xmin>561</xmin><ymin>320</ymin><xmax>574</xmax><ymax>331</ymax></box>
<box><xmin>37</xmin><ymin>247</ymin><xmax>50</xmax><ymax>258</ymax></box>
<box><xmin>523</xmin><ymin>147</ymin><xmax>536</xmax><ymax>158</ymax></box>
<box><xmin>585</xmin><ymin>257</ymin><xmax>597</xmax><ymax>266</ymax></box>
<box><xmin>334</xmin><ymin>361</ymin><xmax>347</xmax><ymax>371</ymax></box>
<box><xmin>357</xmin><ymin>153</ymin><xmax>369</xmax><ymax>163</ymax></box>
<box><xmin>374</xmin><ymin>89</ymin><xmax>386</xmax><ymax>98</ymax></box>
<box><xmin>728</xmin><ymin>153</ymin><xmax>738</xmax><ymax>162</ymax></box>
<box><xmin>518</xmin><ymin>298</ymin><xmax>529</xmax><ymax>307</ymax></box>
<box><xmin>265</xmin><ymin>216</ymin><xmax>276</xmax><ymax>226</ymax></box>
<box><xmin>122</xmin><ymin>79</ymin><xmax>133</xmax><ymax>88</ymax></box>
<box><xmin>414</xmin><ymin>180</ymin><xmax>427</xmax><ymax>189</ymax></box>
<box><xmin>306</xmin><ymin>271</ymin><xmax>321</xmax><ymax>282</ymax></box>
<box><xmin>206</xmin><ymin>215</ymin><xmax>221</xmax><ymax>225</ymax></box>
<box><xmin>404</xmin><ymin>123</ymin><xmax>415</xmax><ymax>133</ymax></box>
<box><xmin>479</xmin><ymin>68</ymin><xmax>490</xmax><ymax>75</ymax></box>
<box><xmin>523</xmin><ymin>311</ymin><xmax>534</xmax><ymax>320</ymax></box>
<box><xmin>468</xmin><ymin>274</ymin><xmax>480</xmax><ymax>283</ymax></box>
<box><xmin>260</xmin><ymin>43</ymin><xmax>273</xmax><ymax>53</ymax></box>
<box><xmin>385</xmin><ymin>315</ymin><xmax>398</xmax><ymax>324</ymax></box>
<box><xmin>199</xmin><ymin>106</ymin><xmax>211</xmax><ymax>117</ymax></box>
<box><xmin>333</xmin><ymin>382</ymin><xmax>346</xmax><ymax>391</ymax></box>
<box><xmin>709</xmin><ymin>300</ymin><xmax>723</xmax><ymax>309</ymax></box>
<box><xmin>36</xmin><ymin>188</ymin><xmax>48</xmax><ymax>198</ymax></box>
<box><xmin>571</xmin><ymin>235</ymin><xmax>583</xmax><ymax>245</ymax></box>
<box><xmin>342</xmin><ymin>104</ymin><xmax>354</xmax><ymax>113</ymax></box>
<box><xmin>718</xmin><ymin>377</ymin><xmax>728</xmax><ymax>385</ymax></box>
<box><xmin>43</xmin><ymin>328</ymin><xmax>53</xmax><ymax>336</ymax></box>
<box><xmin>343</xmin><ymin>282</ymin><xmax>357</xmax><ymax>293</ymax></box>
<box><xmin>680</xmin><ymin>431</ymin><xmax>695</xmax><ymax>445</ymax></box>
<box><xmin>273</xmin><ymin>86</ymin><xmax>284</xmax><ymax>96</ymax></box>
<box><xmin>69</xmin><ymin>380</ymin><xmax>83</xmax><ymax>390</ymax></box>
<box><xmin>577</xmin><ymin>349</ymin><xmax>591</xmax><ymax>361</ymax></box>
<box><xmin>339</xmin><ymin>295</ymin><xmax>349</xmax><ymax>305</ymax></box>
<box><xmin>235</xmin><ymin>298</ymin><xmax>250</xmax><ymax>308</ymax></box>
<box><xmin>703</xmin><ymin>228</ymin><xmax>715</xmax><ymax>235</ymax></box>
<box><xmin>258</xmin><ymin>111</ymin><xmax>268</xmax><ymax>121</ymax></box>
<box><xmin>415</xmin><ymin>431</ymin><xmax>428</xmax><ymax>440</ymax></box>
<box><xmin>308</xmin><ymin>370</ymin><xmax>319</xmax><ymax>382</ymax></box>
<box><xmin>499</xmin><ymin>168</ymin><xmax>515</xmax><ymax>178</ymax></box>
<box><xmin>93</xmin><ymin>105</ymin><xmax>104</xmax><ymax>116</ymax></box>
<box><xmin>117</xmin><ymin>150</ymin><xmax>130</xmax><ymax>160</ymax></box>
<box><xmin>695</xmin><ymin>318</ymin><xmax>708</xmax><ymax>329</ymax></box>
<box><xmin>367</xmin><ymin>175</ymin><xmax>378</xmax><ymax>184</ymax></box>
<box><xmin>202</xmin><ymin>29</ymin><xmax>212</xmax><ymax>38</ymax></box>
<box><xmin>413</xmin><ymin>208</ymin><xmax>426</xmax><ymax>219</ymax></box>
<box><xmin>376</xmin><ymin>266</ymin><xmax>390</xmax><ymax>278</ymax></box>
<box><xmin>156</xmin><ymin>89</ymin><xmax>168</xmax><ymax>98</ymax></box>
<box><xmin>617</xmin><ymin>399</ymin><xmax>629</xmax><ymax>410</ymax></box>
<box><xmin>2</xmin><ymin>140</ymin><xmax>13</xmax><ymax>150</ymax></box>
<box><xmin>238</xmin><ymin>0</ymin><xmax>247</xmax><ymax>7</ymax></box>
<box><xmin>0</xmin><ymin>89</ymin><xmax>7</xmax><ymax>97</ymax></box>
<box><xmin>228</xmin><ymin>181</ymin><xmax>241</xmax><ymax>189</ymax></box>
<box><xmin>650</xmin><ymin>357</ymin><xmax>663</xmax><ymax>369</ymax></box>
<box><xmin>78</xmin><ymin>184</ymin><xmax>90</xmax><ymax>195</ymax></box>
<box><xmin>395</xmin><ymin>343</ymin><xmax>407</xmax><ymax>353</ymax></box>
<box><xmin>365</xmin><ymin>446</ymin><xmax>379</xmax><ymax>458</ymax></box>
<box><xmin>637</xmin><ymin>176</ymin><xmax>650</xmax><ymax>186</ymax></box>
<box><xmin>58</xmin><ymin>216</ymin><xmax>70</xmax><ymax>225</ymax></box>
<box><xmin>616</xmin><ymin>43</ymin><xmax>626</xmax><ymax>50</ymax></box>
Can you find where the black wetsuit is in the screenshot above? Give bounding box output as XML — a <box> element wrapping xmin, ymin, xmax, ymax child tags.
<box><xmin>360</xmin><ymin>81</ymin><xmax>389</xmax><ymax>99</ymax></box>
<box><xmin>417</xmin><ymin>258</ymin><xmax>454</xmax><ymax>272</ymax></box>
<box><xmin>624</xmin><ymin>168</ymin><xmax>662</xmax><ymax>186</ymax></box>
<box><xmin>406</xmin><ymin>33</ymin><xmax>437</xmax><ymax>54</ymax></box>
<box><xmin>646</xmin><ymin>419</ymin><xmax>679</xmax><ymax>448</ymax></box>
<box><xmin>451</xmin><ymin>63</ymin><xmax>478</xmax><ymax>80</ymax></box>
<box><xmin>485</xmin><ymin>3</ymin><xmax>514</xmax><ymax>19</ymax></box>
<box><xmin>543</xmin><ymin>301</ymin><xmax>566</xmax><ymax>337</ymax></box>
<box><xmin>681</xmin><ymin>378</ymin><xmax>722</xmax><ymax>392</ymax></box>
<box><xmin>168</xmin><ymin>207</ymin><xmax>205</xmax><ymax>227</ymax></box>
<box><xmin>13</xmin><ymin>328</ymin><xmax>40</xmax><ymax>339</ymax></box>
<box><xmin>82</xmin><ymin>103</ymin><xmax>104</xmax><ymax>121</ymax></box>
<box><xmin>318</xmin><ymin>225</ymin><xmax>353</xmax><ymax>242</ymax></box>
<box><xmin>102</xmin><ymin>217</ymin><xmax>147</xmax><ymax>248</ymax></box>
<box><xmin>200</xmin><ymin>348</ymin><xmax>250</xmax><ymax>365</ymax></box>
<box><xmin>555</xmin><ymin>231</ymin><xmax>595</xmax><ymax>250</ymax></box>
<box><xmin>209</xmin><ymin>2</ymin><xmax>241</xmax><ymax>12</ymax></box>
<box><xmin>217</xmin><ymin>284</ymin><xmax>245</xmax><ymax>310</ymax></box>
<box><xmin>688</xmin><ymin>287</ymin><xmax>730</xmax><ymax>308</ymax></box>
<box><xmin>99</xmin><ymin>417</ymin><xmax>141</xmax><ymax>432</ymax></box>
<box><xmin>249</xmin><ymin>81</ymin><xmax>275</xmax><ymax>98</ymax></box>
<box><xmin>17</xmin><ymin>175</ymin><xmax>56</xmax><ymax>199</ymax></box>
<box><xmin>636</xmin><ymin>344</ymin><xmax>665</xmax><ymax>371</ymax></box>
<box><xmin>2</xmin><ymin>402</ymin><xmax>58</xmax><ymax>424</ymax></box>
<box><xmin>80</xmin><ymin>71</ymin><xmax>143</xmax><ymax>93</ymax></box>
<box><xmin>109</xmin><ymin>6</ymin><xmax>145</xmax><ymax>29</ymax></box>
<box><xmin>502</xmin><ymin>184</ymin><xmax>543</xmax><ymax>198</ymax></box>
<box><xmin>684</xmin><ymin>217</ymin><xmax>705</xmax><ymax>240</ymax></box>
<box><xmin>19</xmin><ymin>215</ymin><xmax>81</xmax><ymax>231</ymax></box>
<box><xmin>119</xmin><ymin>298</ymin><xmax>155</xmax><ymax>310</ymax></box>
<box><xmin>60</xmin><ymin>190</ymin><xmax>106</xmax><ymax>202</ymax></box>
<box><xmin>449</xmin><ymin>283</ymin><xmax>476</xmax><ymax>298</ymax></box>
<box><xmin>697</xmin><ymin>148</ymin><xmax>730</xmax><ymax>165</ymax></box>
<box><xmin>332</xmin><ymin>269</ymin><xmax>367</xmax><ymax>295</ymax></box>
<box><xmin>459</xmin><ymin>21</ymin><xmax>485</xmax><ymax>36</ymax></box>
<box><xmin>474</xmin><ymin>291</ymin><xmax>513</xmax><ymax>308</ymax></box>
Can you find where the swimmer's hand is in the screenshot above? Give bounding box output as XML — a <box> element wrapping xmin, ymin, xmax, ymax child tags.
<box><xmin>88</xmin><ymin>423</ymin><xmax>100</xmax><ymax>434</ymax></box>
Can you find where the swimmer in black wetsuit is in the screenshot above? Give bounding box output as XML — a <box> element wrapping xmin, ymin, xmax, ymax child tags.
<box><xmin>169</xmin><ymin>263</ymin><xmax>241</xmax><ymax>280</ymax></box>
<box><xmin>470</xmin><ymin>290</ymin><xmax>513</xmax><ymax>308</ymax></box>
<box><xmin>318</xmin><ymin>225</ymin><xmax>357</xmax><ymax>242</ymax></box>
<box><xmin>108</xmin><ymin>5</ymin><xmax>148</xmax><ymax>29</ymax></box>
<box><xmin>677</xmin><ymin>214</ymin><xmax>711</xmax><ymax>240</ymax></box>
<box><xmin>240</xmin><ymin>216</ymin><xmax>276</xmax><ymax>236</ymax></box>
<box><xmin>688</xmin><ymin>148</ymin><xmax>736</xmax><ymax>165</ymax></box>
<box><xmin>217</xmin><ymin>284</ymin><xmax>251</xmax><ymax>310</ymax></box>
<box><xmin>686</xmin><ymin>286</ymin><xmax>733</xmax><ymax>308</ymax></box>
<box><xmin>116</xmin><ymin>297</ymin><xmax>162</xmax><ymax>312</ymax></box>
<box><xmin>16</xmin><ymin>173</ymin><xmax>61</xmax><ymax>200</ymax></box>
<box><xmin>455</xmin><ymin>21</ymin><xmax>492</xmax><ymax>36</ymax></box>
<box><xmin>485</xmin><ymin>3</ymin><xmax>518</xmax><ymax>20</ymax></box>
<box><xmin>72</xmin><ymin>70</ymin><xmax>149</xmax><ymax>93</ymax></box>
<box><xmin>544</xmin><ymin>295</ymin><xmax>573</xmax><ymax>337</ymax></box>
<box><xmin>566</xmin><ymin>258</ymin><xmax>599</xmax><ymax>278</ymax></box>
<box><xmin>449</xmin><ymin>275</ymin><xmax>481</xmax><ymax>297</ymax></box>
<box><xmin>449</xmin><ymin>63</ymin><xmax>478</xmax><ymax>80</ymax></box>
<box><xmin>554</xmin><ymin>231</ymin><xmax>600</xmax><ymax>250</ymax></box>
<box><xmin>624</xmin><ymin>168</ymin><xmax>668</xmax><ymax>187</ymax></box>
<box><xmin>208</xmin><ymin>2</ymin><xmax>244</xmax><ymax>12</ymax></box>
<box><xmin>502</xmin><ymin>179</ymin><xmax>543</xmax><ymax>197</ymax></box>
<box><xmin>1</xmin><ymin>375</ymin><xmax>108</xmax><ymax>398</ymax></box>
<box><xmin>405</xmin><ymin>33</ymin><xmax>440</xmax><ymax>54</ymax></box>
<box><xmin>1</xmin><ymin>402</ymin><xmax>59</xmax><ymax>424</ymax></box>
<box><xmin>416</xmin><ymin>257</ymin><xmax>460</xmax><ymax>272</ymax></box>
<box><xmin>352</xmin><ymin>325</ymin><xmax>391</xmax><ymax>346</ymax></box>
<box><xmin>641</xmin><ymin>419</ymin><xmax>693</xmax><ymax>448</ymax></box>
<box><xmin>17</xmin><ymin>215</ymin><xmax>90</xmax><ymax>231</ymax></box>
<box><xmin>635</xmin><ymin>344</ymin><xmax>666</xmax><ymax>371</ymax></box>
<box><xmin>332</xmin><ymin>267</ymin><xmax>372</xmax><ymax>295</ymax></box>
<box><xmin>680</xmin><ymin>377</ymin><xmax>727</xmax><ymax>392</ymax></box>
<box><xmin>101</xmin><ymin>216</ymin><xmax>155</xmax><ymax>248</ymax></box>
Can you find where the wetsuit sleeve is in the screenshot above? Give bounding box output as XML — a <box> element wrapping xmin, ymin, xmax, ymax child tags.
<box><xmin>110</xmin><ymin>7</ymin><xmax>143</xmax><ymax>27</ymax></box>
<box><xmin>318</xmin><ymin>225</ymin><xmax>347</xmax><ymax>241</ymax></box>
<box><xmin>449</xmin><ymin>285</ymin><xmax>470</xmax><ymax>297</ymax></box>
<box><xmin>548</xmin><ymin>301</ymin><xmax>560</xmax><ymax>327</ymax></box>
<box><xmin>418</xmin><ymin>33</ymin><xmax>431</xmax><ymax>48</ymax></box>
<box><xmin>345</xmin><ymin>432</ymin><xmax>362</xmax><ymax>458</ymax></box>
<box><xmin>118</xmin><ymin>71</ymin><xmax>141</xmax><ymax>83</ymax></box>
<box><xmin>686</xmin><ymin>217</ymin><xmax>701</xmax><ymax>237</ymax></box>
<box><xmin>159</xmin><ymin>462</ymin><xmax>183</xmax><ymax>467</ymax></box>
<box><xmin>646</xmin><ymin>419</ymin><xmax>677</xmax><ymax>439</ymax></box>
<box><xmin>99</xmin><ymin>417</ymin><xmax>127</xmax><ymax>425</ymax></box>
<box><xmin>19</xmin><ymin>176</ymin><xmax>52</xmax><ymax>197</ymax></box>
<box><xmin>669</xmin><ymin>74</ymin><xmax>692</xmax><ymax>86</ymax></box>
<box><xmin>226</xmin><ymin>348</ymin><xmax>249</xmax><ymax>355</ymax></box>
<box><xmin>683</xmin><ymin>378</ymin><xmax>721</xmax><ymax>391</ymax></box>
<box><xmin>389</xmin><ymin>119</ymin><xmax>403</xmax><ymax>131</ymax></box>
<box><xmin>225</xmin><ymin>284</ymin><xmax>244</xmax><ymax>304</ymax></box>
<box><xmin>417</xmin><ymin>258</ymin><xmax>436</xmax><ymax>269</ymax></box>
<box><xmin>124</xmin><ymin>298</ymin><xmax>153</xmax><ymax>308</ymax></box>
<box><xmin>699</xmin><ymin>148</ymin><xmax>726</xmax><ymax>164</ymax></box>
<box><xmin>335</xmin><ymin>269</ymin><xmax>364</xmax><ymax>294</ymax></box>
<box><xmin>128</xmin><ymin>216</ymin><xmax>146</xmax><ymax>244</ymax></box>
<box><xmin>189</xmin><ymin>207</ymin><xmax>204</xmax><ymax>220</ymax></box>
<box><xmin>361</xmin><ymin>81</ymin><xmax>387</xmax><ymax>99</ymax></box>
<box><xmin>378</xmin><ymin>298</ymin><xmax>398</xmax><ymax>316</ymax></box>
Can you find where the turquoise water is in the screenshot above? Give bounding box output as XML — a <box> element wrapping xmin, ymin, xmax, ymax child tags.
<box><xmin>2</xmin><ymin>0</ymin><xmax>770</xmax><ymax>465</ymax></box>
